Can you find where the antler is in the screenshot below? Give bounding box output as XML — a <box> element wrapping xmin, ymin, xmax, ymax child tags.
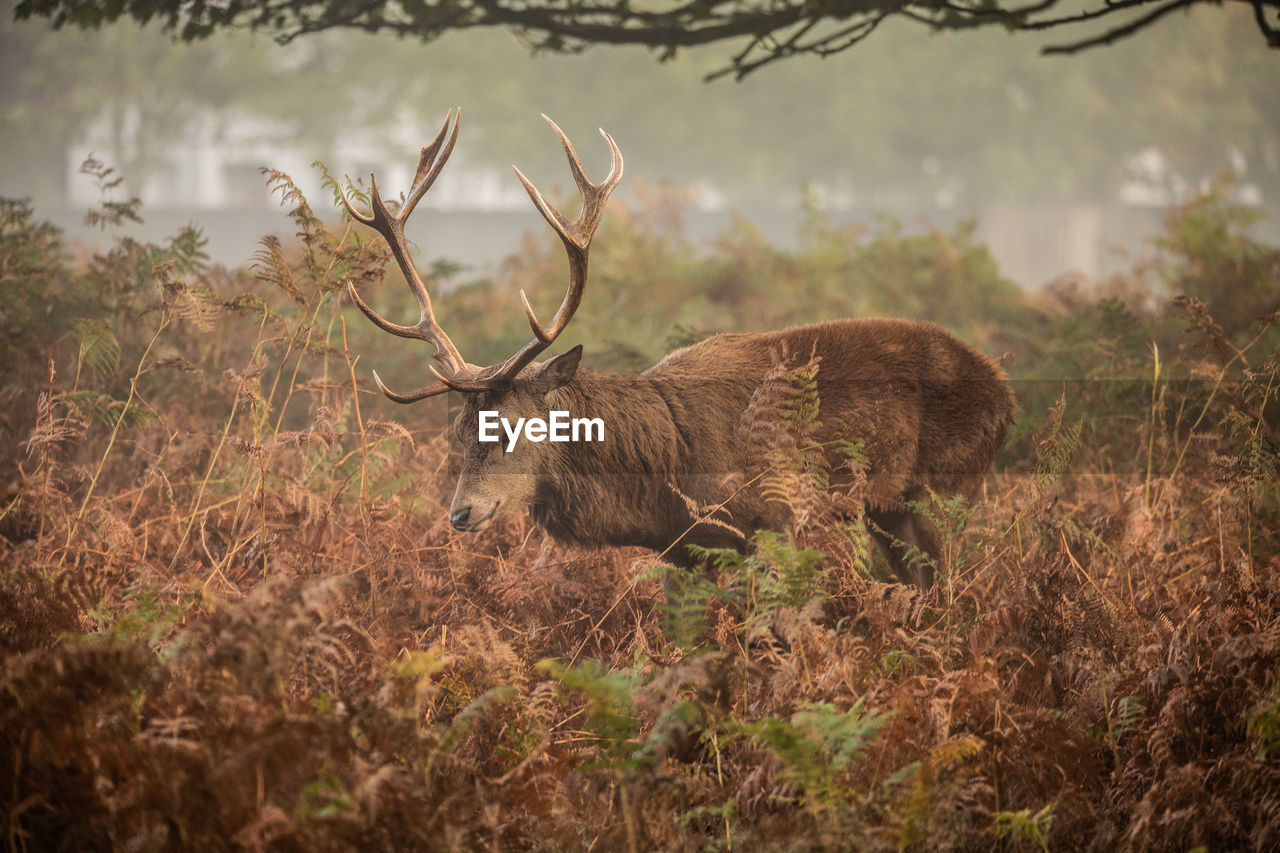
<box><xmin>483</xmin><ymin>115</ymin><xmax>623</xmax><ymax>387</ymax></box>
<box><xmin>344</xmin><ymin>111</ymin><xmax>622</xmax><ymax>402</ymax></box>
<box><xmin>340</xmin><ymin>108</ymin><xmax>490</xmax><ymax>402</ymax></box>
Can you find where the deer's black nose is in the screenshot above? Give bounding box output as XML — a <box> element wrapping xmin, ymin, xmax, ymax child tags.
<box><xmin>449</xmin><ymin>507</ymin><xmax>471</xmax><ymax>531</ymax></box>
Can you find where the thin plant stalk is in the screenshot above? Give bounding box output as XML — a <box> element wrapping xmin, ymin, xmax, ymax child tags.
<box><xmin>63</xmin><ymin>307</ymin><xmax>170</xmax><ymax>561</ymax></box>
<box><xmin>340</xmin><ymin>317</ymin><xmax>371</xmax><ymax>520</ymax></box>
<box><xmin>172</xmin><ymin>309</ymin><xmax>270</xmax><ymax>575</ymax></box>
<box><xmin>1143</xmin><ymin>342</ymin><xmax>1160</xmax><ymax>508</ymax></box>
<box><xmin>1157</xmin><ymin>322</ymin><xmax>1272</xmax><ymax>506</ymax></box>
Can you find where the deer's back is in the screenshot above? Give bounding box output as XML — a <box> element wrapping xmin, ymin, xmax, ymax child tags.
<box><xmin>647</xmin><ymin>318</ymin><xmax>1015</xmax><ymax>510</ymax></box>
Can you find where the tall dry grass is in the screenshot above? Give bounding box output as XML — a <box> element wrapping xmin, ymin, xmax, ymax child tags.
<box><xmin>1</xmin><ymin>167</ymin><xmax>1277</xmax><ymax>850</ymax></box>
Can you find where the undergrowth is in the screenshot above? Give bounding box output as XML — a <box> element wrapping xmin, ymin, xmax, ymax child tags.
<box><xmin>0</xmin><ymin>169</ymin><xmax>1277</xmax><ymax>850</ymax></box>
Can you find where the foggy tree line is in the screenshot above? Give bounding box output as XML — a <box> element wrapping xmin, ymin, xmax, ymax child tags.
<box><xmin>2</xmin><ymin>2</ymin><xmax>1277</xmax><ymax>209</ymax></box>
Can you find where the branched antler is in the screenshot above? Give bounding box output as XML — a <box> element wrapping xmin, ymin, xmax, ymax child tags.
<box><xmin>484</xmin><ymin>115</ymin><xmax>623</xmax><ymax>387</ymax></box>
<box><xmin>344</xmin><ymin>111</ymin><xmax>623</xmax><ymax>402</ymax></box>
<box><xmin>340</xmin><ymin>108</ymin><xmax>484</xmax><ymax>402</ymax></box>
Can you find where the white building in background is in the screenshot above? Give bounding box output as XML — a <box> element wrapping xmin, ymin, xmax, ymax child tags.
<box><xmin>56</xmin><ymin>111</ymin><xmax>1272</xmax><ymax>287</ymax></box>
<box><xmin>65</xmin><ymin>111</ymin><xmax>533</xmax><ymax>214</ymax></box>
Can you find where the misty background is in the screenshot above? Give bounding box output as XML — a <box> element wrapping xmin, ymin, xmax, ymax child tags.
<box><xmin>2</xmin><ymin>1</ymin><xmax>1277</xmax><ymax>288</ymax></box>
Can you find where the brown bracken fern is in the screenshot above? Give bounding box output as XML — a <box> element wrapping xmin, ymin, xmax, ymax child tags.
<box><xmin>2</xmin><ymin>171</ymin><xmax>1278</xmax><ymax>851</ymax></box>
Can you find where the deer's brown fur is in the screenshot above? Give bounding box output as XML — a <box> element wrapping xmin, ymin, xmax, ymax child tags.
<box><xmin>455</xmin><ymin>317</ymin><xmax>1014</xmax><ymax>587</ymax></box>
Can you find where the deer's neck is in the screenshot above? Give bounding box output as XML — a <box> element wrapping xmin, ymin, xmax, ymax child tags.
<box><xmin>530</xmin><ymin>372</ymin><xmax>684</xmax><ymax>550</ymax></box>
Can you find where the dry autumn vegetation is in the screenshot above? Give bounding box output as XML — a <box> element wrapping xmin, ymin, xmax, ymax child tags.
<box><xmin>1</xmin><ymin>162</ymin><xmax>1278</xmax><ymax>851</ymax></box>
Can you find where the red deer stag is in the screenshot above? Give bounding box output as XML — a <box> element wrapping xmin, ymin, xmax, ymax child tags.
<box><xmin>340</xmin><ymin>110</ymin><xmax>1015</xmax><ymax>588</ymax></box>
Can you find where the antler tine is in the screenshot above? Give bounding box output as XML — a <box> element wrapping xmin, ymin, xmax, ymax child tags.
<box><xmin>345</xmin><ymin>280</ymin><xmax>436</xmax><ymax>342</ymax></box>
<box><xmin>487</xmin><ymin>117</ymin><xmax>624</xmax><ymax>386</ymax></box>
<box><xmin>512</xmin><ymin>116</ymin><xmax>623</xmax><ymax>251</ymax></box>
<box><xmin>371</xmin><ymin>370</ymin><xmax>452</xmax><ymax>404</ymax></box>
<box><xmin>336</xmin><ymin>178</ymin><xmax>376</xmax><ymax>228</ymax></box>
<box><xmin>369</xmin><ymin>365</ymin><xmax>494</xmax><ymax>405</ymax></box>
<box><xmin>343</xmin><ymin>109</ymin><xmax>474</xmax><ymax>400</ymax></box>
<box><xmin>401</xmin><ymin>107</ymin><xmax>461</xmax><ymax>222</ymax></box>
<box><xmin>548</xmin><ymin>116</ymin><xmax>624</xmax><ymax>218</ymax></box>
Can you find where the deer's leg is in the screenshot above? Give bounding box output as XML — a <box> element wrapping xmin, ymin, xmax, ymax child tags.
<box><xmin>904</xmin><ymin>513</ymin><xmax>941</xmax><ymax>589</ymax></box>
<box><xmin>660</xmin><ymin>527</ymin><xmax>749</xmax><ymax>601</ymax></box>
<box><xmin>868</xmin><ymin>508</ymin><xmax>938</xmax><ymax>590</ymax></box>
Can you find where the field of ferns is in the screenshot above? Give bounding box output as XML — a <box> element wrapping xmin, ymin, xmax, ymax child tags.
<box><xmin>1</xmin><ymin>165</ymin><xmax>1278</xmax><ymax>850</ymax></box>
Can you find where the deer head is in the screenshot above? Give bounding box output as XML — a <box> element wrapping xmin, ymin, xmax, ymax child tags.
<box><xmin>340</xmin><ymin>109</ymin><xmax>623</xmax><ymax>532</ymax></box>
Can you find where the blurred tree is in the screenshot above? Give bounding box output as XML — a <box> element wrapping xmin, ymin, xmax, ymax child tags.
<box><xmin>3</xmin><ymin>2</ymin><xmax>1276</xmax><ymax>210</ymax></box>
<box><xmin>0</xmin><ymin>16</ymin><xmax>277</xmax><ymax>199</ymax></box>
<box><xmin>0</xmin><ymin>11</ymin><xmax>456</xmax><ymax>199</ymax></box>
<box><xmin>13</xmin><ymin>0</ymin><xmax>1280</xmax><ymax>80</ymax></box>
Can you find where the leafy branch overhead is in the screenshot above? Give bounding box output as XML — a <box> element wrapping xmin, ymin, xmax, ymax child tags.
<box><xmin>15</xmin><ymin>0</ymin><xmax>1280</xmax><ymax>78</ymax></box>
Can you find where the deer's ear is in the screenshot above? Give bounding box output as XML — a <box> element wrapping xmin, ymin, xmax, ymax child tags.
<box><xmin>532</xmin><ymin>345</ymin><xmax>582</xmax><ymax>394</ymax></box>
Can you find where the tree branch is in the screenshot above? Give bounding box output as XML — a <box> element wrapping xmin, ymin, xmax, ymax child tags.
<box><xmin>14</xmin><ymin>0</ymin><xmax>1278</xmax><ymax>80</ymax></box>
<box><xmin>1255</xmin><ymin>0</ymin><xmax>1280</xmax><ymax>46</ymax></box>
<box><xmin>1017</xmin><ymin>0</ymin><xmax>1163</xmax><ymax>32</ymax></box>
<box><xmin>1041</xmin><ymin>0</ymin><xmax>1199</xmax><ymax>55</ymax></box>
